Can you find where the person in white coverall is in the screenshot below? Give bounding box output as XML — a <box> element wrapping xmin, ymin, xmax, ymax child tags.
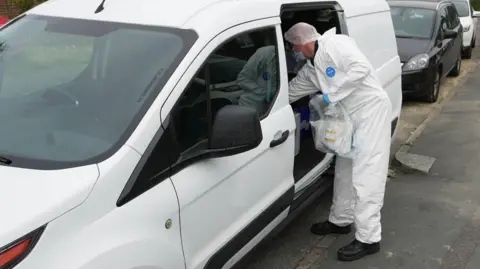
<box><xmin>236</xmin><ymin>45</ymin><xmax>306</xmax><ymax>115</ymax></box>
<box><xmin>236</xmin><ymin>45</ymin><xmax>278</xmax><ymax>116</ymax></box>
<box><xmin>285</xmin><ymin>22</ymin><xmax>392</xmax><ymax>262</ymax></box>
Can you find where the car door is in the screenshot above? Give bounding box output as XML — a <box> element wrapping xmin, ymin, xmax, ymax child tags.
<box><xmin>160</xmin><ymin>19</ymin><xmax>296</xmax><ymax>269</ymax></box>
<box><xmin>438</xmin><ymin>5</ymin><xmax>454</xmax><ymax>76</ymax></box>
<box><xmin>446</xmin><ymin>4</ymin><xmax>463</xmax><ymax>66</ymax></box>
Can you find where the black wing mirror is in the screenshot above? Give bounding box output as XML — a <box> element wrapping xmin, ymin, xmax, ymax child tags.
<box><xmin>174</xmin><ymin>105</ymin><xmax>262</xmax><ymax>168</ymax></box>
<box><xmin>444</xmin><ymin>29</ymin><xmax>458</xmax><ymax>39</ymax></box>
<box><xmin>208</xmin><ymin>105</ymin><xmax>263</xmax><ymax>157</ymax></box>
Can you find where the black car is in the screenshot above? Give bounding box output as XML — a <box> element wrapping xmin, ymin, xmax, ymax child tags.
<box><xmin>389</xmin><ymin>0</ymin><xmax>463</xmax><ymax>103</ymax></box>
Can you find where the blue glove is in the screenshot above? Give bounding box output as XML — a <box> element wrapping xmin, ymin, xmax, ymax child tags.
<box><xmin>322</xmin><ymin>94</ymin><xmax>332</xmax><ymax>105</ymax></box>
<box><xmin>316</xmin><ymin>94</ymin><xmax>331</xmax><ymax>110</ymax></box>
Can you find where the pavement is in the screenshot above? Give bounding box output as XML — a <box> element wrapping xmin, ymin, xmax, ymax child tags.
<box><xmin>239</xmin><ymin>38</ymin><xmax>480</xmax><ymax>268</ymax></box>
<box><xmin>391</xmin><ymin>48</ymin><xmax>480</xmax><ymax>159</ymax></box>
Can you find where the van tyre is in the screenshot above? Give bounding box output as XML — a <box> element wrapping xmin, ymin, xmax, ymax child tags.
<box><xmin>472</xmin><ymin>35</ymin><xmax>476</xmax><ymax>48</ymax></box>
<box><xmin>448</xmin><ymin>53</ymin><xmax>461</xmax><ymax>77</ymax></box>
<box><xmin>424</xmin><ymin>70</ymin><xmax>440</xmax><ymax>103</ymax></box>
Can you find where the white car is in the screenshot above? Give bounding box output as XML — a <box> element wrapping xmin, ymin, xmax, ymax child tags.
<box><xmin>0</xmin><ymin>0</ymin><xmax>402</xmax><ymax>268</ymax></box>
<box><xmin>451</xmin><ymin>0</ymin><xmax>479</xmax><ymax>58</ymax></box>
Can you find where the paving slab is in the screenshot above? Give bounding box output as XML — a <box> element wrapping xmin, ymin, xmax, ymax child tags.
<box><xmin>394</xmin><ymin>151</ymin><xmax>436</xmax><ymax>173</ymax></box>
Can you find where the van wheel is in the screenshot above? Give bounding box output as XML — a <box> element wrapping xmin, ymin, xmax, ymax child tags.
<box><xmin>463</xmin><ymin>46</ymin><xmax>473</xmax><ymax>59</ymax></box>
<box><xmin>424</xmin><ymin>70</ymin><xmax>440</xmax><ymax>103</ymax></box>
<box><xmin>472</xmin><ymin>35</ymin><xmax>476</xmax><ymax>48</ymax></box>
<box><xmin>448</xmin><ymin>53</ymin><xmax>461</xmax><ymax>77</ymax></box>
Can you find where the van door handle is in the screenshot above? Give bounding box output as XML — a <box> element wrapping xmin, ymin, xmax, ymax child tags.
<box><xmin>270</xmin><ymin>130</ymin><xmax>290</xmax><ymax>148</ymax></box>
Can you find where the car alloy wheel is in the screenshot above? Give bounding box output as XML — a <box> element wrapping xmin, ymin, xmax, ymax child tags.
<box><xmin>432</xmin><ymin>71</ymin><xmax>440</xmax><ymax>102</ymax></box>
<box><xmin>425</xmin><ymin>70</ymin><xmax>441</xmax><ymax>103</ymax></box>
<box><xmin>456</xmin><ymin>55</ymin><xmax>461</xmax><ymax>73</ymax></box>
<box><xmin>449</xmin><ymin>54</ymin><xmax>461</xmax><ymax>77</ymax></box>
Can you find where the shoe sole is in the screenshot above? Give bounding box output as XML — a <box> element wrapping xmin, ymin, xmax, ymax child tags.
<box><xmin>311</xmin><ymin>229</ymin><xmax>351</xmax><ymax>236</ymax></box>
<box><xmin>337</xmin><ymin>245</ymin><xmax>380</xmax><ymax>262</ymax></box>
<box><xmin>310</xmin><ymin>226</ymin><xmax>351</xmax><ymax>236</ymax></box>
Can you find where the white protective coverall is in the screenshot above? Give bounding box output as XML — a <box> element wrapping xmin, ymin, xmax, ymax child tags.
<box><xmin>236</xmin><ymin>45</ymin><xmax>278</xmax><ymax>115</ymax></box>
<box><xmin>287</xmin><ymin>27</ymin><xmax>392</xmax><ymax>244</ymax></box>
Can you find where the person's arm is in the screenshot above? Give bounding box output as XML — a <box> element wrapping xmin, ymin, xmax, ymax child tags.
<box><xmin>288</xmin><ymin>64</ymin><xmax>319</xmax><ymax>103</ymax></box>
<box><xmin>319</xmin><ymin>37</ymin><xmax>371</xmax><ymax>104</ymax></box>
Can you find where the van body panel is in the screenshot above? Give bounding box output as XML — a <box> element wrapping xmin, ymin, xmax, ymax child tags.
<box><xmin>345</xmin><ymin>7</ymin><xmax>403</xmax><ymax>121</ymax></box>
<box><xmin>13</xmin><ymin>146</ymin><xmax>186</xmax><ymax>269</ymax></box>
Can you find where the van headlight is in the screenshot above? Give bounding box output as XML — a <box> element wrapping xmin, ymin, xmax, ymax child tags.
<box><xmin>403</xmin><ymin>54</ymin><xmax>429</xmax><ymax>71</ymax></box>
<box><xmin>464</xmin><ymin>25</ymin><xmax>471</xmax><ymax>32</ymax></box>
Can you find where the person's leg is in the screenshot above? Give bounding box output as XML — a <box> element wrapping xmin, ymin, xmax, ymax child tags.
<box><xmin>329</xmin><ymin>156</ymin><xmax>355</xmax><ymax>226</ymax></box>
<box><xmin>337</xmin><ymin>99</ymin><xmax>391</xmax><ymax>261</ymax></box>
<box><xmin>311</xmin><ymin>156</ymin><xmax>355</xmax><ymax>235</ymax></box>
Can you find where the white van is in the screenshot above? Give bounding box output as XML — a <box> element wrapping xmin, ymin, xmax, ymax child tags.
<box><xmin>0</xmin><ymin>0</ymin><xmax>401</xmax><ymax>268</ymax></box>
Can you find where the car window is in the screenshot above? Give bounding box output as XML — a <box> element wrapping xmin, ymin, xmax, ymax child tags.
<box><xmin>447</xmin><ymin>5</ymin><xmax>460</xmax><ymax>28</ymax></box>
<box><xmin>439</xmin><ymin>6</ymin><xmax>449</xmax><ymax>31</ymax></box>
<box><xmin>390</xmin><ymin>7</ymin><xmax>436</xmax><ymax>39</ymax></box>
<box><xmin>135</xmin><ymin>27</ymin><xmax>280</xmax><ymax>183</ymax></box>
<box><xmin>452</xmin><ymin>1</ymin><xmax>470</xmax><ymax>17</ymax></box>
<box><xmin>436</xmin><ymin>25</ymin><xmax>445</xmax><ymax>42</ymax></box>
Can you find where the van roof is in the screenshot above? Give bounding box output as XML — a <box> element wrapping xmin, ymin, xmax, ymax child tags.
<box><xmin>28</xmin><ymin>0</ymin><xmax>390</xmax><ymax>29</ymax></box>
<box><xmin>28</xmin><ymin>0</ymin><xmax>252</xmax><ymax>28</ymax></box>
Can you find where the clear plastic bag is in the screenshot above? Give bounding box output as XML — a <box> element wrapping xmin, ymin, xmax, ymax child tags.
<box><xmin>309</xmin><ymin>94</ymin><xmax>355</xmax><ymax>158</ymax></box>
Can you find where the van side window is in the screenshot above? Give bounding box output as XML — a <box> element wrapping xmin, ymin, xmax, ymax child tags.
<box><xmin>135</xmin><ymin>125</ymin><xmax>180</xmax><ymax>183</ymax></box>
<box><xmin>173</xmin><ymin>27</ymin><xmax>280</xmax><ymax>153</ymax></box>
<box><xmin>131</xmin><ymin>27</ymin><xmax>280</xmax><ymax>189</ymax></box>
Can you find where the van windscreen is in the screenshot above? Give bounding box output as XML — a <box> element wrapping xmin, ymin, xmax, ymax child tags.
<box><xmin>0</xmin><ymin>15</ymin><xmax>197</xmax><ymax>169</ymax></box>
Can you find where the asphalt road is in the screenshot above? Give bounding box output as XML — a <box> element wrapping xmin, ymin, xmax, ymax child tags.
<box><xmin>239</xmin><ymin>32</ymin><xmax>480</xmax><ymax>269</ymax></box>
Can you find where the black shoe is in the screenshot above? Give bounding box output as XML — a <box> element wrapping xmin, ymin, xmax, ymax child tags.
<box><xmin>337</xmin><ymin>239</ymin><xmax>380</xmax><ymax>261</ymax></box>
<box><xmin>310</xmin><ymin>221</ymin><xmax>351</xmax><ymax>236</ymax></box>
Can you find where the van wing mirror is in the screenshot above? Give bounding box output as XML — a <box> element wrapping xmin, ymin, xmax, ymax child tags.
<box><xmin>473</xmin><ymin>11</ymin><xmax>480</xmax><ymax>18</ymax></box>
<box><xmin>209</xmin><ymin>105</ymin><xmax>263</xmax><ymax>157</ymax></box>
<box><xmin>172</xmin><ymin>105</ymin><xmax>262</xmax><ymax>169</ymax></box>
